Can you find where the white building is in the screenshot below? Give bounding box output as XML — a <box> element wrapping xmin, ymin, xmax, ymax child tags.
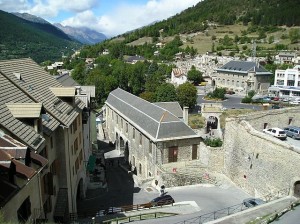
<box><xmin>268</xmin><ymin>66</ymin><xmax>300</xmax><ymax>98</ymax></box>
<box><xmin>171</xmin><ymin>68</ymin><xmax>187</xmax><ymax>86</ymax></box>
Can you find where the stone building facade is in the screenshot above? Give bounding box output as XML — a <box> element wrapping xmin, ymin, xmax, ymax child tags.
<box><xmin>223</xmin><ymin>107</ymin><xmax>300</xmax><ymax>199</ymax></box>
<box><xmin>105</xmin><ymin>88</ymin><xmax>201</xmax><ymax>180</ymax></box>
<box><xmin>216</xmin><ymin>60</ymin><xmax>272</xmax><ymax>95</ymax></box>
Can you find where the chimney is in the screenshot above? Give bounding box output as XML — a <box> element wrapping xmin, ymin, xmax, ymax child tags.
<box><xmin>183</xmin><ymin>106</ymin><xmax>189</xmax><ymax>125</ymax></box>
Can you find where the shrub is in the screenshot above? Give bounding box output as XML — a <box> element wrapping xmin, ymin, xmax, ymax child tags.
<box><xmin>203</xmin><ymin>137</ymin><xmax>223</xmax><ymax>147</ymax></box>
<box><xmin>241</xmin><ymin>97</ymin><xmax>252</xmax><ymax>103</ymax></box>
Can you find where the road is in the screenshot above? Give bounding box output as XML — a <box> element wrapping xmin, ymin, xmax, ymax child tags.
<box><xmin>273</xmin><ymin>205</ymin><xmax>300</xmax><ymax>224</ymax></box>
<box><xmin>197</xmin><ymin>94</ymin><xmax>263</xmax><ymax>111</ymax></box>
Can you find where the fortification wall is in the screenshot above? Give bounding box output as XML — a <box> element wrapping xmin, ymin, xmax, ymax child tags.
<box><xmin>223</xmin><ymin>107</ymin><xmax>300</xmax><ymax>198</ymax></box>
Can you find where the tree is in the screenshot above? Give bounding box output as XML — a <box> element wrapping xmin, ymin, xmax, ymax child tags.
<box><xmin>71</xmin><ymin>61</ymin><xmax>86</xmax><ymax>85</ymax></box>
<box><xmin>176</xmin><ymin>82</ymin><xmax>197</xmax><ymax>108</ymax></box>
<box><xmin>187</xmin><ymin>65</ymin><xmax>203</xmax><ymax>85</ymax></box>
<box><xmin>155</xmin><ymin>83</ymin><xmax>177</xmax><ymax>102</ymax></box>
<box><xmin>289</xmin><ymin>28</ymin><xmax>300</xmax><ymax>44</ymax></box>
<box><xmin>139</xmin><ymin>91</ymin><xmax>156</xmax><ymax>102</ymax></box>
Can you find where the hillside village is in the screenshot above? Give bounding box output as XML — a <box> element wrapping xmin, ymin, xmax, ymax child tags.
<box><xmin>1</xmin><ymin>45</ymin><xmax>300</xmax><ymax>223</ymax></box>
<box><xmin>1</xmin><ymin>0</ymin><xmax>300</xmax><ymax>223</ymax></box>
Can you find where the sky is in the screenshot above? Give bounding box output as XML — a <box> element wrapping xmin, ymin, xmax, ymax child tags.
<box><xmin>0</xmin><ymin>0</ymin><xmax>202</xmax><ymax>37</ymax></box>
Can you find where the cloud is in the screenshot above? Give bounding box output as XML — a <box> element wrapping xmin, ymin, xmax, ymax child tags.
<box><xmin>62</xmin><ymin>0</ymin><xmax>201</xmax><ymax>37</ymax></box>
<box><xmin>1</xmin><ymin>0</ymin><xmax>201</xmax><ymax>37</ymax></box>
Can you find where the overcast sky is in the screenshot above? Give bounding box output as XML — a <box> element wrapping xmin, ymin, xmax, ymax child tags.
<box><xmin>0</xmin><ymin>0</ymin><xmax>202</xmax><ymax>37</ymax></box>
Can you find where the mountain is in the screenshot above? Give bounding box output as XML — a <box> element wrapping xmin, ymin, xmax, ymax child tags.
<box><xmin>54</xmin><ymin>23</ymin><xmax>107</xmax><ymax>45</ymax></box>
<box><xmin>119</xmin><ymin>0</ymin><xmax>299</xmax><ymax>39</ymax></box>
<box><xmin>13</xmin><ymin>12</ymin><xmax>50</xmax><ymax>24</ymax></box>
<box><xmin>0</xmin><ymin>10</ymin><xmax>81</xmax><ymax>63</ymax></box>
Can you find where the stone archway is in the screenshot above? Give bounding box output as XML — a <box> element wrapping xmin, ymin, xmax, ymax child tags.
<box><xmin>206</xmin><ymin>116</ymin><xmax>218</xmax><ymax>134</ymax></box>
<box><xmin>294</xmin><ymin>181</ymin><xmax>300</xmax><ymax>197</ymax></box>
<box><xmin>76</xmin><ymin>178</ymin><xmax>84</xmax><ymax>201</ymax></box>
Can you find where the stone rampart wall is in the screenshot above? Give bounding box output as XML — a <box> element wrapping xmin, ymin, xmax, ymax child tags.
<box><xmin>223</xmin><ymin>107</ymin><xmax>300</xmax><ymax>198</ymax></box>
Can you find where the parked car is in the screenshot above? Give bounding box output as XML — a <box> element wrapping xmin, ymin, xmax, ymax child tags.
<box><xmin>143</xmin><ymin>195</ymin><xmax>175</xmax><ymax>208</ymax></box>
<box><xmin>263</xmin><ymin>127</ymin><xmax>287</xmax><ymax>140</ymax></box>
<box><xmin>243</xmin><ymin>198</ymin><xmax>265</xmax><ymax>208</ymax></box>
<box><xmin>272</xmin><ymin>96</ymin><xmax>279</xmax><ymax>101</ymax></box>
<box><xmin>271</xmin><ymin>104</ymin><xmax>283</xmax><ymax>109</ymax></box>
<box><xmin>262</xmin><ymin>97</ymin><xmax>271</xmax><ymax>102</ymax></box>
<box><xmin>284</xmin><ymin>126</ymin><xmax>300</xmax><ymax>139</ymax></box>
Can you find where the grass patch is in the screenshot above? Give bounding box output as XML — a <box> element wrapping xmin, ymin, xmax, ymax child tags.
<box><xmin>188</xmin><ymin>114</ymin><xmax>206</xmax><ymax>129</ymax></box>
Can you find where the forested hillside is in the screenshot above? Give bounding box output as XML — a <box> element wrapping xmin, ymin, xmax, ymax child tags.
<box><xmin>0</xmin><ymin>10</ymin><xmax>81</xmax><ymax>63</ymax></box>
<box><xmin>120</xmin><ymin>0</ymin><xmax>299</xmax><ymax>41</ymax></box>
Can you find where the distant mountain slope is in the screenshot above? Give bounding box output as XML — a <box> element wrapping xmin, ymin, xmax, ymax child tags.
<box><xmin>120</xmin><ymin>0</ymin><xmax>299</xmax><ymax>39</ymax></box>
<box><xmin>54</xmin><ymin>23</ymin><xmax>107</xmax><ymax>45</ymax></box>
<box><xmin>0</xmin><ymin>10</ymin><xmax>81</xmax><ymax>63</ymax></box>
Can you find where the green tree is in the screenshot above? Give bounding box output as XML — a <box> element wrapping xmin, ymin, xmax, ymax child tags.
<box><xmin>289</xmin><ymin>28</ymin><xmax>300</xmax><ymax>44</ymax></box>
<box><xmin>155</xmin><ymin>83</ymin><xmax>177</xmax><ymax>102</ymax></box>
<box><xmin>71</xmin><ymin>61</ymin><xmax>86</xmax><ymax>85</ymax></box>
<box><xmin>176</xmin><ymin>82</ymin><xmax>197</xmax><ymax>108</ymax></box>
<box><xmin>187</xmin><ymin>65</ymin><xmax>203</xmax><ymax>85</ymax></box>
<box><xmin>139</xmin><ymin>91</ymin><xmax>156</xmax><ymax>102</ymax></box>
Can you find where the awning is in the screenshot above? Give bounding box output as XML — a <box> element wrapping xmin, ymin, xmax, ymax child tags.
<box><xmin>86</xmin><ymin>155</ymin><xmax>96</xmax><ymax>172</ymax></box>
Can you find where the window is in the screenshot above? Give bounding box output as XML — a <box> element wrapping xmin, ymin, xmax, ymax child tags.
<box><xmin>121</xmin><ymin>119</ymin><xmax>123</xmax><ymax>129</ymax></box>
<box><xmin>133</xmin><ymin>128</ymin><xmax>135</xmax><ymax>139</ymax></box>
<box><xmin>17</xmin><ymin>197</ymin><xmax>31</xmax><ymax>223</ymax></box>
<box><xmin>287</xmin><ymin>80</ymin><xmax>295</xmax><ymax>86</ymax></box>
<box><xmin>79</xmin><ymin>132</ymin><xmax>82</xmax><ymax>145</ymax></box>
<box><xmin>74</xmin><ymin>118</ymin><xmax>78</xmax><ymax>132</ymax></box>
<box><xmin>74</xmin><ymin>138</ymin><xmax>78</xmax><ymax>152</ymax></box>
<box><xmin>116</xmin><ymin>115</ymin><xmax>119</xmax><ymax>124</ymax></box>
<box><xmin>192</xmin><ymin>144</ymin><xmax>197</xmax><ymax>160</ymax></box>
<box><xmin>50</xmin><ymin>136</ymin><xmax>53</xmax><ymax>149</ymax></box>
<box><xmin>126</xmin><ymin>123</ymin><xmax>128</xmax><ymax>133</ymax></box>
<box><xmin>139</xmin><ymin>133</ymin><xmax>143</xmax><ymax>145</ymax></box>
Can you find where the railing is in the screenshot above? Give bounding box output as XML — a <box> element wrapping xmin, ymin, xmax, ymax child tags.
<box><xmin>173</xmin><ymin>188</ymin><xmax>291</xmax><ymax>224</ymax></box>
<box><xmin>173</xmin><ymin>203</ymin><xmax>248</xmax><ymax>224</ymax></box>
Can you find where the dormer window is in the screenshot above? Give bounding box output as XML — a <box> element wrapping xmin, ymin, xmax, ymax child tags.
<box><xmin>6</xmin><ymin>103</ymin><xmax>44</xmax><ymax>134</ymax></box>
<box><xmin>50</xmin><ymin>87</ymin><xmax>76</xmax><ymax>107</ymax></box>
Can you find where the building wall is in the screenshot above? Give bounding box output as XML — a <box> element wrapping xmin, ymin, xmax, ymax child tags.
<box><xmin>2</xmin><ymin>174</ymin><xmax>42</xmax><ymax>223</ymax></box>
<box><xmin>56</xmin><ymin>114</ymin><xmax>85</xmax><ymax>214</ymax></box>
<box><xmin>216</xmin><ymin>72</ymin><xmax>270</xmax><ymax>94</ymax></box>
<box><xmin>223</xmin><ymin>108</ymin><xmax>300</xmax><ymax>198</ymax></box>
<box><xmin>105</xmin><ymin>105</ymin><xmax>201</xmax><ymax>180</ymax></box>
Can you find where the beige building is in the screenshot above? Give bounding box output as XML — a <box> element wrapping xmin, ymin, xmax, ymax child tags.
<box><xmin>215</xmin><ymin>60</ymin><xmax>272</xmax><ymax>95</ymax></box>
<box><xmin>104</xmin><ymin>88</ymin><xmax>201</xmax><ymax>180</ymax></box>
<box><xmin>0</xmin><ymin>58</ymin><xmax>87</xmax><ymax>223</ymax></box>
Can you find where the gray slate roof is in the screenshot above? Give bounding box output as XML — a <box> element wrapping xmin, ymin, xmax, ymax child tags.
<box><xmin>0</xmin><ymin>58</ymin><xmax>85</xmax><ymax>127</ymax></box>
<box><xmin>0</xmin><ymin>73</ymin><xmax>46</xmax><ymax>151</ymax></box>
<box><xmin>56</xmin><ymin>74</ymin><xmax>79</xmax><ymax>87</ymax></box>
<box><xmin>153</xmin><ymin>102</ymin><xmax>183</xmax><ymax>118</ymax></box>
<box><xmin>217</xmin><ymin>61</ymin><xmax>272</xmax><ymax>75</ymax></box>
<box><xmin>106</xmin><ymin>88</ymin><xmax>198</xmax><ymax>141</ymax></box>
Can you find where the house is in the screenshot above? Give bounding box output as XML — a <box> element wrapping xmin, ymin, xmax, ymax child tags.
<box><xmin>171</xmin><ymin>68</ymin><xmax>187</xmax><ymax>86</ymax></box>
<box><xmin>268</xmin><ymin>65</ymin><xmax>300</xmax><ymax>98</ymax></box>
<box><xmin>0</xmin><ymin>133</ymin><xmax>48</xmax><ymax>223</ymax></box>
<box><xmin>275</xmin><ymin>52</ymin><xmax>296</xmax><ymax>64</ymax></box>
<box><xmin>0</xmin><ymin>58</ymin><xmax>86</xmax><ymax>223</ymax></box>
<box><xmin>125</xmin><ymin>55</ymin><xmax>145</xmax><ymax>64</ymax></box>
<box><xmin>104</xmin><ymin>88</ymin><xmax>201</xmax><ymax>180</ymax></box>
<box><xmin>215</xmin><ymin>60</ymin><xmax>272</xmax><ymax>95</ymax></box>
<box><xmin>155</xmin><ymin>42</ymin><xmax>165</xmax><ymax>48</ymax></box>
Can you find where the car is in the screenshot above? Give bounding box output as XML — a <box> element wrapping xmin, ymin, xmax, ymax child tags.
<box><xmin>284</xmin><ymin>126</ymin><xmax>300</xmax><ymax>139</ymax></box>
<box><xmin>262</xmin><ymin>97</ymin><xmax>271</xmax><ymax>102</ymax></box>
<box><xmin>243</xmin><ymin>198</ymin><xmax>265</xmax><ymax>208</ymax></box>
<box><xmin>143</xmin><ymin>195</ymin><xmax>175</xmax><ymax>208</ymax></box>
<box><xmin>272</xmin><ymin>96</ymin><xmax>279</xmax><ymax>101</ymax></box>
<box><xmin>263</xmin><ymin>127</ymin><xmax>287</xmax><ymax>140</ymax></box>
<box><xmin>271</xmin><ymin>104</ymin><xmax>283</xmax><ymax>109</ymax></box>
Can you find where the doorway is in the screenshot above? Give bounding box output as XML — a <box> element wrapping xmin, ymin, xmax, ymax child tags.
<box><xmin>168</xmin><ymin>147</ymin><xmax>178</xmax><ymax>163</ymax></box>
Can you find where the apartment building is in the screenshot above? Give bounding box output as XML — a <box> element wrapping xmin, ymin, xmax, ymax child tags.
<box><xmin>105</xmin><ymin>88</ymin><xmax>201</xmax><ymax>180</ymax></box>
<box><xmin>0</xmin><ymin>58</ymin><xmax>86</xmax><ymax>223</ymax></box>
<box><xmin>268</xmin><ymin>66</ymin><xmax>300</xmax><ymax>98</ymax></box>
<box><xmin>215</xmin><ymin>60</ymin><xmax>272</xmax><ymax>95</ymax></box>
